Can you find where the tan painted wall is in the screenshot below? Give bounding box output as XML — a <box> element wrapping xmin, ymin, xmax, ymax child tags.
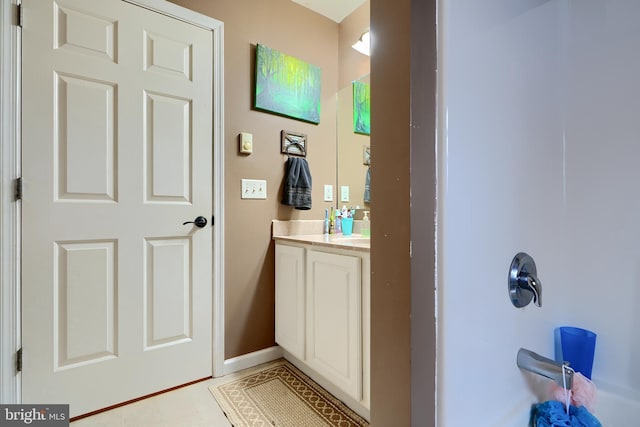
<box><xmin>167</xmin><ymin>3</ymin><xmax>437</xmax><ymax>425</ymax></box>
<box><xmin>163</xmin><ymin>2</ymin><xmax>439</xmax><ymax>425</ymax></box>
<box><xmin>409</xmin><ymin>0</ymin><xmax>437</xmax><ymax>425</ymax></box>
<box><xmin>166</xmin><ymin>0</ymin><xmax>372</xmax><ymax>361</ymax></box>
<box><xmin>370</xmin><ymin>0</ymin><xmax>437</xmax><ymax>424</ymax></box>
<box><xmin>370</xmin><ymin>0</ymin><xmax>412</xmax><ymax>425</ymax></box>
<box><xmin>169</xmin><ymin>0</ymin><xmax>339</xmax><ymax>358</ymax></box>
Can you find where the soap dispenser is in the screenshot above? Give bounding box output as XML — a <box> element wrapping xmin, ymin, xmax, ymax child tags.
<box><xmin>334</xmin><ymin>209</ymin><xmax>342</xmax><ymax>234</ymax></box>
<box><xmin>361</xmin><ymin>211</ymin><xmax>370</xmax><ymax>237</ymax></box>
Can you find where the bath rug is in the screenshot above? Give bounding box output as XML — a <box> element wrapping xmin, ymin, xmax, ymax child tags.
<box><xmin>209</xmin><ymin>359</ymin><xmax>368</xmax><ymax>427</ymax></box>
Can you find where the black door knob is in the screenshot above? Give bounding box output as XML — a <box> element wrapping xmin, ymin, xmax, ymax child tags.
<box><xmin>183</xmin><ymin>216</ymin><xmax>208</xmax><ymax>228</ymax></box>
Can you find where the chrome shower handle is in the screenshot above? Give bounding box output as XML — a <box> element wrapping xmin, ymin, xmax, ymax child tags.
<box><xmin>521</xmin><ymin>273</ymin><xmax>541</xmax><ymax>307</ymax></box>
<box><xmin>509</xmin><ymin>252</ymin><xmax>542</xmax><ymax>308</ymax></box>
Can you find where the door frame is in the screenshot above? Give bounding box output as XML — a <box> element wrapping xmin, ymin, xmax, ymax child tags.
<box><xmin>0</xmin><ymin>0</ymin><xmax>225</xmax><ymax>403</ymax></box>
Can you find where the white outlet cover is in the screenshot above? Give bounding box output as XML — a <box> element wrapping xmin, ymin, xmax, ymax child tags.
<box><xmin>324</xmin><ymin>184</ymin><xmax>333</xmax><ymax>202</ymax></box>
<box><xmin>340</xmin><ymin>185</ymin><xmax>349</xmax><ymax>202</ymax></box>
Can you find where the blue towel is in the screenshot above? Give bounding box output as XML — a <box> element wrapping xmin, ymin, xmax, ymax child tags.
<box><xmin>533</xmin><ymin>401</ymin><xmax>602</xmax><ymax>427</ymax></box>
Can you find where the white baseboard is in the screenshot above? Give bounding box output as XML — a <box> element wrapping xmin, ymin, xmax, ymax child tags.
<box><xmin>221</xmin><ymin>346</ymin><xmax>283</xmax><ymax>376</ymax></box>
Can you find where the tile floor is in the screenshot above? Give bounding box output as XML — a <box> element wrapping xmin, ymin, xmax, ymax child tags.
<box><xmin>71</xmin><ymin>377</ymin><xmax>232</xmax><ymax>427</ymax></box>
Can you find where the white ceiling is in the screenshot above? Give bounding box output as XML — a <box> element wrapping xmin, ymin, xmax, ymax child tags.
<box><xmin>291</xmin><ymin>0</ymin><xmax>367</xmax><ymax>23</ymax></box>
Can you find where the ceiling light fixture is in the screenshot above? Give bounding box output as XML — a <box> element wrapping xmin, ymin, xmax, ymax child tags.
<box><xmin>352</xmin><ymin>30</ymin><xmax>370</xmax><ymax>57</ymax></box>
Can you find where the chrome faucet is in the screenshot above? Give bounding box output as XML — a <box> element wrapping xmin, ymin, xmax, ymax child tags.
<box><xmin>517</xmin><ymin>348</ymin><xmax>573</xmax><ymax>389</ymax></box>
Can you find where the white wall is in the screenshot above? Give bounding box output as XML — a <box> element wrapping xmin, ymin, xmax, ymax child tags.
<box><xmin>438</xmin><ymin>0</ymin><xmax>640</xmax><ymax>425</ymax></box>
<box><xmin>563</xmin><ymin>0</ymin><xmax>640</xmax><ymax>399</ymax></box>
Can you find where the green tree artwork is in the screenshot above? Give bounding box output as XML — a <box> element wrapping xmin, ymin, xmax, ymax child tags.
<box><xmin>255</xmin><ymin>44</ymin><xmax>321</xmax><ymax>124</ymax></box>
<box><xmin>353</xmin><ymin>80</ymin><xmax>370</xmax><ymax>135</ymax></box>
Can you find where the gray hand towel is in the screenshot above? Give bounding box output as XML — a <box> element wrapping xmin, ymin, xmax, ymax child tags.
<box><xmin>282</xmin><ymin>157</ymin><xmax>312</xmax><ymax>210</ymax></box>
<box><xmin>363</xmin><ymin>166</ymin><xmax>371</xmax><ymax>204</ymax></box>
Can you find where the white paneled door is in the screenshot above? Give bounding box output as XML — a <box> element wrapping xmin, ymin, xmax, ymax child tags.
<box><xmin>21</xmin><ymin>0</ymin><xmax>214</xmax><ymax>417</ymax></box>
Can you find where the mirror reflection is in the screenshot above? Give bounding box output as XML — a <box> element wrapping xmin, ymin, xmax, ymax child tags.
<box><xmin>337</xmin><ymin>74</ymin><xmax>371</xmax><ymax>217</ymax></box>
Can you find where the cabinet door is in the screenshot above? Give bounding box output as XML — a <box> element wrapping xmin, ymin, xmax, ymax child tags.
<box><xmin>306</xmin><ymin>250</ymin><xmax>362</xmax><ymax>401</ymax></box>
<box><xmin>361</xmin><ymin>253</ymin><xmax>370</xmax><ymax>408</ymax></box>
<box><xmin>275</xmin><ymin>244</ymin><xmax>306</xmax><ymax>360</ymax></box>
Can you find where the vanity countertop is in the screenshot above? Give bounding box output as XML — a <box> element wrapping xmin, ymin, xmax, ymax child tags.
<box><xmin>271</xmin><ymin>220</ymin><xmax>370</xmax><ymax>252</ymax></box>
<box><xmin>273</xmin><ymin>233</ymin><xmax>370</xmax><ymax>252</ymax></box>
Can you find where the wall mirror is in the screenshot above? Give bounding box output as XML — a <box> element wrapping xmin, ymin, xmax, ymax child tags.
<box><xmin>336</xmin><ymin>74</ymin><xmax>371</xmax><ymax>217</ymax></box>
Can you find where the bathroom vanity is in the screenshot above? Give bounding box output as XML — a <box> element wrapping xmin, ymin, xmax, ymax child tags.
<box><xmin>272</xmin><ymin>221</ymin><xmax>370</xmax><ymax>420</ymax></box>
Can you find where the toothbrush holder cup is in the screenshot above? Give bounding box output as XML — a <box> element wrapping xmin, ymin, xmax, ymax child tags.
<box><xmin>342</xmin><ymin>218</ymin><xmax>353</xmax><ymax>236</ymax></box>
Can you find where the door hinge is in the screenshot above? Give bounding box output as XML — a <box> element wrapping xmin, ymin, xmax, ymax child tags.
<box><xmin>16</xmin><ymin>4</ymin><xmax>23</xmax><ymax>28</ymax></box>
<box><xmin>16</xmin><ymin>348</ymin><xmax>22</xmax><ymax>373</ymax></box>
<box><xmin>15</xmin><ymin>177</ymin><xmax>22</xmax><ymax>201</ymax></box>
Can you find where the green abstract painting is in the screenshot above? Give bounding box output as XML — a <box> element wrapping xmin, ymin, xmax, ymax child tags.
<box><xmin>353</xmin><ymin>80</ymin><xmax>370</xmax><ymax>135</ymax></box>
<box><xmin>255</xmin><ymin>44</ymin><xmax>321</xmax><ymax>124</ymax></box>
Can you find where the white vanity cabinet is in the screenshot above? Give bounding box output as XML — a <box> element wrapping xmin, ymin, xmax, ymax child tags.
<box><xmin>274</xmin><ymin>244</ymin><xmax>306</xmax><ymax>360</ymax></box>
<box><xmin>274</xmin><ymin>238</ymin><xmax>370</xmax><ymax>418</ymax></box>
<box><xmin>306</xmin><ymin>249</ymin><xmax>362</xmax><ymax>400</ymax></box>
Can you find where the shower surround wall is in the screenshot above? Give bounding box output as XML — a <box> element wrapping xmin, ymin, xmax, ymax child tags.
<box><xmin>438</xmin><ymin>0</ymin><xmax>640</xmax><ymax>424</ymax></box>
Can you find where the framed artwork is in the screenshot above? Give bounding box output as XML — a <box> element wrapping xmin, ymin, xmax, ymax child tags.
<box><xmin>255</xmin><ymin>44</ymin><xmax>321</xmax><ymax>124</ymax></box>
<box><xmin>353</xmin><ymin>80</ymin><xmax>370</xmax><ymax>135</ymax></box>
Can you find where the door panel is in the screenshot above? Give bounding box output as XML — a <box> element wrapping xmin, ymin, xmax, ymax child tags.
<box><xmin>55</xmin><ymin>73</ymin><xmax>117</xmax><ymax>201</ymax></box>
<box><xmin>55</xmin><ymin>240</ymin><xmax>117</xmax><ymax>369</ymax></box>
<box><xmin>145</xmin><ymin>92</ymin><xmax>192</xmax><ymax>202</ymax></box>
<box><xmin>54</xmin><ymin>3</ymin><xmax>118</xmax><ymax>62</ymax></box>
<box><xmin>144</xmin><ymin>237</ymin><xmax>192</xmax><ymax>349</ymax></box>
<box><xmin>22</xmin><ymin>0</ymin><xmax>214</xmax><ymax>417</ymax></box>
<box><xmin>144</xmin><ymin>31</ymin><xmax>192</xmax><ymax>79</ymax></box>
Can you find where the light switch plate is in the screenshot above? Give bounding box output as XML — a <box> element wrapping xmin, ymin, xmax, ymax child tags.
<box><xmin>340</xmin><ymin>185</ymin><xmax>349</xmax><ymax>202</ymax></box>
<box><xmin>241</xmin><ymin>179</ymin><xmax>266</xmax><ymax>199</ymax></box>
<box><xmin>323</xmin><ymin>184</ymin><xmax>333</xmax><ymax>202</ymax></box>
